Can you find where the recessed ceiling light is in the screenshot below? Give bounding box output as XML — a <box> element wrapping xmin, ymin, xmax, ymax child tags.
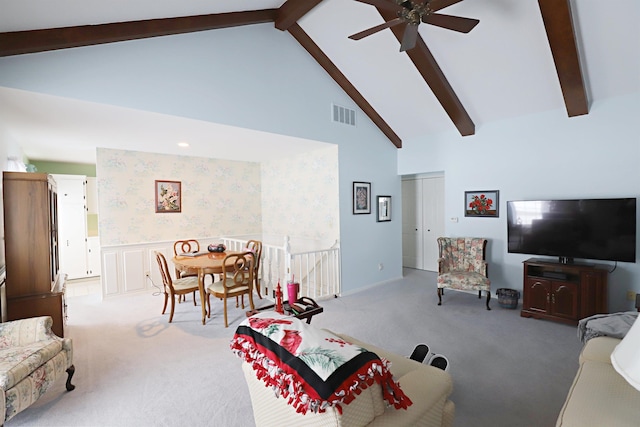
<box><xmin>177</xmin><ymin>142</ymin><xmax>189</xmax><ymax>148</ymax></box>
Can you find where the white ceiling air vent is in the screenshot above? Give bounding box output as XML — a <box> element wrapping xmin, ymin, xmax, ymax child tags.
<box><xmin>331</xmin><ymin>104</ymin><xmax>356</xmax><ymax>127</ymax></box>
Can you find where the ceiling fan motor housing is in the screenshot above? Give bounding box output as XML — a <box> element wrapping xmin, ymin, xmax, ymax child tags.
<box><xmin>397</xmin><ymin>1</ymin><xmax>432</xmax><ymax>25</ymax></box>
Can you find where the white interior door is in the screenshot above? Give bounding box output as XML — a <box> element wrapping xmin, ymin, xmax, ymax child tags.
<box><xmin>54</xmin><ymin>175</ymin><xmax>88</xmax><ymax>279</ymax></box>
<box><xmin>402</xmin><ymin>180</ymin><xmax>423</xmax><ymax>269</ymax></box>
<box><xmin>421</xmin><ymin>177</ymin><xmax>445</xmax><ymax>272</ymax></box>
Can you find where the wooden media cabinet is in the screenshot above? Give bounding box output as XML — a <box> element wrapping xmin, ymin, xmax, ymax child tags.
<box><xmin>521</xmin><ymin>258</ymin><xmax>608</xmax><ymax>325</ymax></box>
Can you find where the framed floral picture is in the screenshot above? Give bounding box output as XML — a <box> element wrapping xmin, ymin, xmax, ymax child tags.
<box><xmin>155</xmin><ymin>180</ymin><xmax>182</xmax><ymax>213</ymax></box>
<box><xmin>353</xmin><ymin>182</ymin><xmax>371</xmax><ymax>214</ymax></box>
<box><xmin>465</xmin><ymin>190</ymin><xmax>499</xmax><ymax>217</ymax></box>
<box><xmin>377</xmin><ymin>196</ymin><xmax>392</xmax><ymax>222</ymax></box>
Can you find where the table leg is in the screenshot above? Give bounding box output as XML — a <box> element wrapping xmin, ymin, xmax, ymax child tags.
<box><xmin>199</xmin><ymin>270</ymin><xmax>207</xmax><ymax>325</ymax></box>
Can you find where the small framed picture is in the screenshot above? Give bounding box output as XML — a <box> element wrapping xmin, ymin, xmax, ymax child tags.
<box><xmin>377</xmin><ymin>196</ymin><xmax>392</xmax><ymax>222</ymax></box>
<box><xmin>353</xmin><ymin>182</ymin><xmax>371</xmax><ymax>214</ymax></box>
<box><xmin>155</xmin><ymin>180</ymin><xmax>182</xmax><ymax>213</ymax></box>
<box><xmin>465</xmin><ymin>190</ymin><xmax>499</xmax><ymax>217</ymax></box>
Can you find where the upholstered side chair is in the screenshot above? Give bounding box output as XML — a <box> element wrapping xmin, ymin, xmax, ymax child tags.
<box><xmin>436</xmin><ymin>237</ymin><xmax>491</xmax><ymax>310</ymax></box>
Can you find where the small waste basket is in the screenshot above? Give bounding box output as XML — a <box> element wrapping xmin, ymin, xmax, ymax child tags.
<box><xmin>496</xmin><ymin>288</ymin><xmax>520</xmax><ymax>309</ymax></box>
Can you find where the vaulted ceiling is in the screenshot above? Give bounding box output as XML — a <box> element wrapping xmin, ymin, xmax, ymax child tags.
<box><xmin>0</xmin><ymin>0</ymin><xmax>637</xmax><ymax>163</ymax></box>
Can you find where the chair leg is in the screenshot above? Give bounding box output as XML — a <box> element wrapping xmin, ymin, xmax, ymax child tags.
<box><xmin>248</xmin><ymin>290</ymin><xmax>255</xmax><ymax>311</ymax></box>
<box><xmin>255</xmin><ymin>278</ymin><xmax>263</xmax><ymax>299</ymax></box>
<box><xmin>223</xmin><ymin>298</ymin><xmax>229</xmax><ymax>328</ymax></box>
<box><xmin>161</xmin><ymin>292</ymin><xmax>169</xmax><ymax>314</ymax></box>
<box><xmin>65</xmin><ymin>365</ymin><xmax>76</xmax><ymax>391</ymax></box>
<box><xmin>485</xmin><ymin>291</ymin><xmax>492</xmax><ymax>310</ymax></box>
<box><xmin>206</xmin><ymin>294</ymin><xmax>211</xmax><ymax>318</ymax></box>
<box><xmin>192</xmin><ymin>291</ymin><xmax>197</xmax><ymax>306</ymax></box>
<box><xmin>437</xmin><ymin>288</ymin><xmax>443</xmax><ymax>306</ymax></box>
<box><xmin>168</xmin><ymin>295</ymin><xmax>176</xmax><ymax>323</ymax></box>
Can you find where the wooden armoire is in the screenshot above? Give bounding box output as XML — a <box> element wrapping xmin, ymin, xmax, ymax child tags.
<box><xmin>3</xmin><ymin>171</ymin><xmax>66</xmax><ymax>337</ymax></box>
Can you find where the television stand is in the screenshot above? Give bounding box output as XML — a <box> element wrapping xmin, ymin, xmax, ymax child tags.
<box><xmin>521</xmin><ymin>258</ymin><xmax>608</xmax><ymax>325</ymax></box>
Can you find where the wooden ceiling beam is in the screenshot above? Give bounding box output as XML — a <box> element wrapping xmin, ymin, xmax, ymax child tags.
<box><xmin>287</xmin><ymin>23</ymin><xmax>402</xmax><ymax>148</ymax></box>
<box><xmin>0</xmin><ymin>6</ymin><xmax>401</xmax><ymax>148</ymax></box>
<box><xmin>0</xmin><ymin>10</ymin><xmax>277</xmax><ymax>57</ymax></box>
<box><xmin>275</xmin><ymin>0</ymin><xmax>324</xmax><ymax>31</ymax></box>
<box><xmin>538</xmin><ymin>0</ymin><xmax>588</xmax><ymax>117</ymax></box>
<box><xmin>378</xmin><ymin>9</ymin><xmax>475</xmax><ymax>136</ymax></box>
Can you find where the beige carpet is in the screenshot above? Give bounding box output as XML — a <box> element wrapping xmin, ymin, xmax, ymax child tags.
<box><xmin>7</xmin><ymin>269</ymin><xmax>582</xmax><ymax>426</ymax></box>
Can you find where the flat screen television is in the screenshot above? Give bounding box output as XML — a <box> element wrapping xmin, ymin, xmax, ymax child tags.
<box><xmin>507</xmin><ymin>198</ymin><xmax>636</xmax><ymax>264</ymax></box>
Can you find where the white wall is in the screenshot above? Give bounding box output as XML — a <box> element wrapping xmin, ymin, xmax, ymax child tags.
<box><xmin>398</xmin><ymin>93</ymin><xmax>640</xmax><ymax>312</ymax></box>
<box><xmin>261</xmin><ymin>146</ymin><xmax>339</xmax><ymax>244</ymax></box>
<box><xmin>0</xmin><ymin>23</ymin><xmax>403</xmax><ymax>294</ymax></box>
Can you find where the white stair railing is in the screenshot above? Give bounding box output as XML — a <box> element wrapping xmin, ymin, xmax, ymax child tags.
<box><xmin>221</xmin><ymin>235</ymin><xmax>340</xmax><ymax>301</ymax></box>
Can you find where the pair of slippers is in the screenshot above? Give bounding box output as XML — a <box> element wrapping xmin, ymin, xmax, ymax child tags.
<box><xmin>409</xmin><ymin>344</ymin><xmax>450</xmax><ymax>372</ymax></box>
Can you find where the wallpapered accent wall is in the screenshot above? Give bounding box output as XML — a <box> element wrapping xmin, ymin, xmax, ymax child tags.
<box><xmin>96</xmin><ymin>145</ymin><xmax>339</xmax><ymax>248</ymax></box>
<box><xmin>261</xmin><ymin>146</ymin><xmax>339</xmax><ymax>244</ymax></box>
<box><xmin>96</xmin><ymin>148</ymin><xmax>262</xmax><ymax>246</ymax></box>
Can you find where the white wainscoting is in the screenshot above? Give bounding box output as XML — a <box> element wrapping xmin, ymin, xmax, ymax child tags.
<box><xmin>99</xmin><ymin>236</ymin><xmax>341</xmax><ymax>300</ymax></box>
<box><xmin>100</xmin><ymin>238</ymin><xmax>220</xmax><ymax>298</ymax></box>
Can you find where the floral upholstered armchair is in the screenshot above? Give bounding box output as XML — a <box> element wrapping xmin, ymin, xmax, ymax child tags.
<box><xmin>436</xmin><ymin>237</ymin><xmax>491</xmax><ymax>310</ymax></box>
<box><xmin>0</xmin><ymin>316</ymin><xmax>75</xmax><ymax>424</ymax></box>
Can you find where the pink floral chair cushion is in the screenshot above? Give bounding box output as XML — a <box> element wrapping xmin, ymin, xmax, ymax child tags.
<box><xmin>0</xmin><ymin>316</ymin><xmax>74</xmax><ymax>423</ymax></box>
<box><xmin>437</xmin><ymin>237</ymin><xmax>491</xmax><ymax>309</ymax></box>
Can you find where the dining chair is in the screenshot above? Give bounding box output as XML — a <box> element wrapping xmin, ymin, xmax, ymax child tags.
<box><xmin>206</xmin><ymin>251</ymin><xmax>255</xmax><ymax>327</ymax></box>
<box><xmin>172</xmin><ymin>239</ymin><xmax>200</xmax><ymax>302</ymax></box>
<box><xmin>236</xmin><ymin>239</ymin><xmax>263</xmax><ymax>307</ymax></box>
<box><xmin>173</xmin><ymin>239</ymin><xmax>201</xmax><ymax>278</ymax></box>
<box><xmin>154</xmin><ymin>251</ymin><xmax>201</xmax><ymax>323</ymax></box>
<box><xmin>173</xmin><ymin>239</ymin><xmax>216</xmax><ymax>302</ymax></box>
<box><xmin>246</xmin><ymin>240</ymin><xmax>263</xmax><ymax>300</ymax></box>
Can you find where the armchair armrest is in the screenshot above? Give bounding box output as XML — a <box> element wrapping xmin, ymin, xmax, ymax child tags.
<box><xmin>437</xmin><ymin>258</ymin><xmax>448</xmax><ymax>274</ymax></box>
<box><xmin>467</xmin><ymin>259</ymin><xmax>488</xmax><ymax>277</ymax></box>
<box><xmin>477</xmin><ymin>260</ymin><xmax>488</xmax><ymax>277</ymax></box>
<box><xmin>0</xmin><ymin>316</ymin><xmax>57</xmax><ymax>347</ymax></box>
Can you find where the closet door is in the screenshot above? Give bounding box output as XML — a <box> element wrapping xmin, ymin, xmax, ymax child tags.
<box><xmin>54</xmin><ymin>175</ymin><xmax>88</xmax><ymax>280</ymax></box>
<box><xmin>402</xmin><ymin>179</ymin><xmax>423</xmax><ymax>269</ymax></box>
<box><xmin>421</xmin><ymin>177</ymin><xmax>445</xmax><ymax>272</ymax></box>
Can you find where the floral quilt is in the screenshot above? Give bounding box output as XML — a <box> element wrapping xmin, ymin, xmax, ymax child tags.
<box><xmin>230</xmin><ymin>311</ymin><xmax>412</xmax><ymax>414</ymax></box>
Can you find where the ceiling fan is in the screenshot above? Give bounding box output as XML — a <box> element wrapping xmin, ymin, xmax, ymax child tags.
<box><xmin>349</xmin><ymin>0</ymin><xmax>479</xmax><ymax>52</ymax></box>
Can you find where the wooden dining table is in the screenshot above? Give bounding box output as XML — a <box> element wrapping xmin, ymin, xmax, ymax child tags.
<box><xmin>172</xmin><ymin>250</ymin><xmax>239</xmax><ymax>325</ymax></box>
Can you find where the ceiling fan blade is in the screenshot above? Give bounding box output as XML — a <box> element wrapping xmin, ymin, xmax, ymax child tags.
<box><xmin>400</xmin><ymin>23</ymin><xmax>419</xmax><ymax>52</ymax></box>
<box><xmin>349</xmin><ymin>17</ymin><xmax>404</xmax><ymax>41</ymax></box>
<box><xmin>353</xmin><ymin>0</ymin><xmax>405</xmax><ymax>13</ymax></box>
<box><xmin>427</xmin><ymin>0</ymin><xmax>465</xmax><ymax>13</ymax></box>
<box><xmin>423</xmin><ymin>13</ymin><xmax>479</xmax><ymax>33</ymax></box>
